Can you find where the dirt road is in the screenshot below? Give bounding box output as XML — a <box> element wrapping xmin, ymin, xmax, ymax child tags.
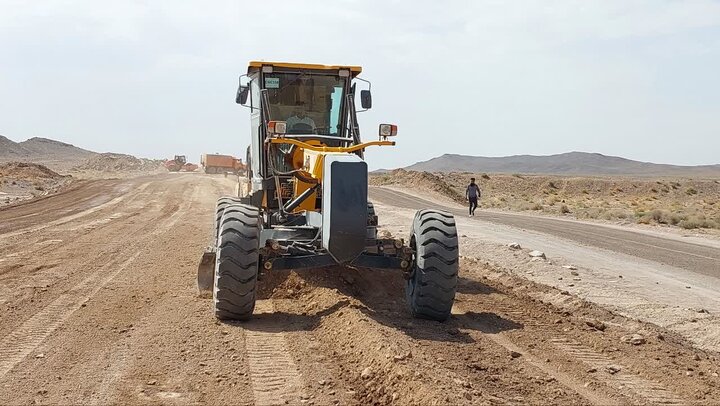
<box><xmin>0</xmin><ymin>174</ymin><xmax>718</xmax><ymax>405</ymax></box>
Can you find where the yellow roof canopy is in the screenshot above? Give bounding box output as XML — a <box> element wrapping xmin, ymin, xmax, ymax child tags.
<box><xmin>248</xmin><ymin>61</ymin><xmax>362</xmax><ymax>76</ymax></box>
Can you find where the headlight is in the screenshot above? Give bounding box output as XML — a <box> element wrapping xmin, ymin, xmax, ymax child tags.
<box><xmin>268</xmin><ymin>121</ymin><xmax>287</xmax><ymax>135</ymax></box>
<box><xmin>378</xmin><ymin>123</ymin><xmax>397</xmax><ymax>137</ymax></box>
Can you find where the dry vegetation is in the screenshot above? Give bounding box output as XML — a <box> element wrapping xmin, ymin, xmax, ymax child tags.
<box><xmin>371</xmin><ymin>169</ymin><xmax>720</xmax><ymax>231</ymax></box>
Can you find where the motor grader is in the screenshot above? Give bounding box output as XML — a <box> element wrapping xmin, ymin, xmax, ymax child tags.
<box><xmin>197</xmin><ymin>61</ymin><xmax>458</xmax><ymax>321</ymax></box>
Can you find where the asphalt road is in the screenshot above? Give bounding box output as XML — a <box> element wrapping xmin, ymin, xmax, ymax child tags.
<box><xmin>370</xmin><ymin>187</ymin><xmax>720</xmax><ymax>278</ymax></box>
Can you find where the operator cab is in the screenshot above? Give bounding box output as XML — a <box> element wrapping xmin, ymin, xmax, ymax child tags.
<box><xmin>237</xmin><ymin>62</ymin><xmax>370</xmax><ymax>154</ymax></box>
<box><xmin>236</xmin><ymin>62</ymin><xmax>373</xmax><ymax>210</ymax></box>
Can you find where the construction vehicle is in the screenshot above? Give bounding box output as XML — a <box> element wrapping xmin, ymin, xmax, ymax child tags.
<box><xmin>165</xmin><ymin>155</ymin><xmax>198</xmax><ymax>172</ymax></box>
<box><xmin>200</xmin><ymin>153</ymin><xmax>245</xmax><ymax>175</ymax></box>
<box><xmin>197</xmin><ymin>61</ymin><xmax>458</xmax><ymax>322</ymax></box>
<box><xmin>164</xmin><ymin>155</ymin><xmax>187</xmax><ymax>172</ymax></box>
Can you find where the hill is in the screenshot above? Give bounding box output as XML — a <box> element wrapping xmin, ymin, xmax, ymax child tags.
<box><xmin>0</xmin><ymin>135</ymin><xmax>97</xmax><ymax>172</ymax></box>
<box><xmin>17</xmin><ymin>137</ymin><xmax>96</xmax><ymax>161</ymax></box>
<box><xmin>406</xmin><ymin>151</ymin><xmax>720</xmax><ymax>177</ymax></box>
<box><xmin>0</xmin><ymin>135</ymin><xmax>31</xmax><ymax>160</ymax></box>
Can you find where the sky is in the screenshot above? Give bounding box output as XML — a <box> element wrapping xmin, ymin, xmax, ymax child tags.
<box><xmin>1</xmin><ymin>0</ymin><xmax>719</xmax><ymax>170</ymax></box>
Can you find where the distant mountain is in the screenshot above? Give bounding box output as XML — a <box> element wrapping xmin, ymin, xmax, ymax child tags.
<box><xmin>406</xmin><ymin>152</ymin><xmax>720</xmax><ymax>177</ymax></box>
<box><xmin>0</xmin><ymin>135</ymin><xmax>97</xmax><ymax>172</ymax></box>
<box><xmin>17</xmin><ymin>137</ymin><xmax>96</xmax><ymax>161</ymax></box>
<box><xmin>0</xmin><ymin>135</ymin><xmax>31</xmax><ymax>159</ymax></box>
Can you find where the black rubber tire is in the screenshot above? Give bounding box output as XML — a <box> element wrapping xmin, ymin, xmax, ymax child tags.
<box><xmin>213</xmin><ymin>203</ymin><xmax>260</xmax><ymax>320</ymax></box>
<box><xmin>214</xmin><ymin>197</ymin><xmax>243</xmax><ymax>242</ymax></box>
<box><xmin>367</xmin><ymin>201</ymin><xmax>378</xmax><ymax>239</ymax></box>
<box><xmin>405</xmin><ymin>209</ymin><xmax>459</xmax><ymax>321</ymax></box>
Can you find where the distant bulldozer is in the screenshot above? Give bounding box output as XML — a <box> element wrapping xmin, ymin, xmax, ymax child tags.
<box><xmin>164</xmin><ymin>155</ymin><xmax>198</xmax><ymax>172</ymax></box>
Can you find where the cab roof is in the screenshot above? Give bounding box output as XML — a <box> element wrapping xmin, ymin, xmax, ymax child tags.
<box><xmin>248</xmin><ymin>61</ymin><xmax>362</xmax><ymax>77</ymax></box>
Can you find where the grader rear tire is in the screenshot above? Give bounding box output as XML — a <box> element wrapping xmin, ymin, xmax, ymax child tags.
<box><xmin>213</xmin><ymin>204</ymin><xmax>260</xmax><ymax>320</ymax></box>
<box><xmin>406</xmin><ymin>209</ymin><xmax>459</xmax><ymax>321</ymax></box>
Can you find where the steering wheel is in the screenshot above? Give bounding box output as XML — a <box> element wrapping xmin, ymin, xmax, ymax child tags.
<box><xmin>288</xmin><ymin>123</ymin><xmax>315</xmax><ymax>135</ymax></box>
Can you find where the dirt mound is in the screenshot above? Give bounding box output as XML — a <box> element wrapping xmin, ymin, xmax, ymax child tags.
<box><xmin>0</xmin><ymin>162</ymin><xmax>72</xmax><ymax>206</ymax></box>
<box><xmin>370</xmin><ymin>169</ymin><xmax>466</xmax><ymax>204</ymax></box>
<box><xmin>0</xmin><ymin>162</ymin><xmax>64</xmax><ymax>179</ymax></box>
<box><xmin>75</xmin><ymin>153</ymin><xmax>164</xmax><ymax>173</ymax></box>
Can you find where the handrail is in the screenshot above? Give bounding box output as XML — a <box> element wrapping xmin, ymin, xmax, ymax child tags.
<box><xmin>268</xmin><ymin>137</ymin><xmax>395</xmax><ymax>153</ymax></box>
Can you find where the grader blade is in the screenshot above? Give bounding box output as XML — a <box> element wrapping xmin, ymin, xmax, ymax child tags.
<box><xmin>197</xmin><ymin>249</ymin><xmax>215</xmax><ymax>297</ymax></box>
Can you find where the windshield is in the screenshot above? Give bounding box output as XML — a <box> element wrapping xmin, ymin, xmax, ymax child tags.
<box><xmin>262</xmin><ymin>72</ymin><xmax>346</xmax><ymax>136</ymax></box>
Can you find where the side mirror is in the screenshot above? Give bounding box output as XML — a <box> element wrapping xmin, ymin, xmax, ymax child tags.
<box><xmin>360</xmin><ymin>90</ymin><xmax>372</xmax><ymax>109</ymax></box>
<box><xmin>236</xmin><ymin>85</ymin><xmax>249</xmax><ymax>105</ymax></box>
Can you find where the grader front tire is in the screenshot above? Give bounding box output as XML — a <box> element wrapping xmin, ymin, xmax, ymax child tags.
<box><xmin>405</xmin><ymin>209</ymin><xmax>459</xmax><ymax>321</ymax></box>
<box><xmin>213</xmin><ymin>204</ymin><xmax>260</xmax><ymax>321</ymax></box>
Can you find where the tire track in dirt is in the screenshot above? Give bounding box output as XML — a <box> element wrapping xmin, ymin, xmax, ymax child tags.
<box><xmin>0</xmin><ymin>180</ymin><xmax>199</xmax><ymax>377</ymax></box>
<box><xmin>264</xmin><ymin>270</ymin><xmax>592</xmax><ymax>405</ymax></box>
<box><xmin>0</xmin><ymin>253</ymin><xmax>140</xmax><ymax>379</ymax></box>
<box><xmin>0</xmin><ymin>181</ymin><xmax>151</xmax><ymax>240</ymax></box>
<box><xmin>0</xmin><ymin>181</ymin><xmax>158</xmax><ymax>262</ymax></box>
<box><xmin>453</xmin><ymin>303</ymin><xmax>620</xmax><ymax>405</ymax></box>
<box><xmin>244</xmin><ymin>300</ymin><xmax>307</xmax><ymax>405</ymax></box>
<box><xmin>550</xmin><ymin>338</ymin><xmax>684</xmax><ymax>405</ymax></box>
<box><xmin>453</xmin><ymin>259</ymin><xmax>708</xmax><ymax>405</ymax></box>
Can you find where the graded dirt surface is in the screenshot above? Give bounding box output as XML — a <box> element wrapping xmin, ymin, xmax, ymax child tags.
<box><xmin>1</xmin><ymin>174</ymin><xmax>719</xmax><ymax>405</ymax></box>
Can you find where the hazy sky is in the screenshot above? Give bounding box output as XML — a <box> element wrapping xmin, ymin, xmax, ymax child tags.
<box><xmin>1</xmin><ymin>0</ymin><xmax>719</xmax><ymax>170</ymax></box>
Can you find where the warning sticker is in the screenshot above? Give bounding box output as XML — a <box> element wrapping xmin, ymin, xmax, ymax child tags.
<box><xmin>265</xmin><ymin>77</ymin><xmax>280</xmax><ymax>89</ymax></box>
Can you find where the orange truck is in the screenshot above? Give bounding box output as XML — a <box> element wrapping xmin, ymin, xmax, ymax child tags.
<box><xmin>200</xmin><ymin>154</ymin><xmax>245</xmax><ymax>174</ymax></box>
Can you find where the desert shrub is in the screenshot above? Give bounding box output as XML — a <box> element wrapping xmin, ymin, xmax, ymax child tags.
<box><xmin>651</xmin><ymin>188</ymin><xmax>658</xmax><ymax>193</ymax></box>
<box><xmin>481</xmin><ymin>173</ymin><xmax>490</xmax><ymax>180</ymax></box>
<box><xmin>512</xmin><ymin>173</ymin><xmax>524</xmax><ymax>179</ymax></box>
<box><xmin>667</xmin><ymin>213</ymin><xmax>682</xmax><ymax>225</ymax></box>
<box><xmin>602</xmin><ymin>209</ymin><xmax>630</xmax><ymax>220</ymax></box>
<box><xmin>686</xmin><ymin>187</ymin><xmax>698</xmax><ymax>195</ymax></box>
<box><xmin>679</xmin><ymin>216</ymin><xmax>713</xmax><ymax>229</ymax></box>
<box><xmin>582</xmin><ymin>189</ymin><xmax>589</xmax><ymax>195</ymax></box>
<box><xmin>578</xmin><ymin>207</ymin><xmax>603</xmax><ymax>219</ymax></box>
<box><xmin>559</xmin><ymin>204</ymin><xmax>570</xmax><ymax>214</ymax></box>
<box><xmin>636</xmin><ymin>209</ymin><xmax>681</xmax><ymax>225</ymax></box>
<box><xmin>514</xmin><ymin>201</ymin><xmax>543</xmax><ymax>211</ymax></box>
<box><xmin>548</xmin><ymin>181</ymin><xmax>558</xmax><ymax>189</ymax></box>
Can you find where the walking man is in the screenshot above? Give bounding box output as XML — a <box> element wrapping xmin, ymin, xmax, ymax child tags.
<box><xmin>466</xmin><ymin>177</ymin><xmax>481</xmax><ymax>217</ymax></box>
